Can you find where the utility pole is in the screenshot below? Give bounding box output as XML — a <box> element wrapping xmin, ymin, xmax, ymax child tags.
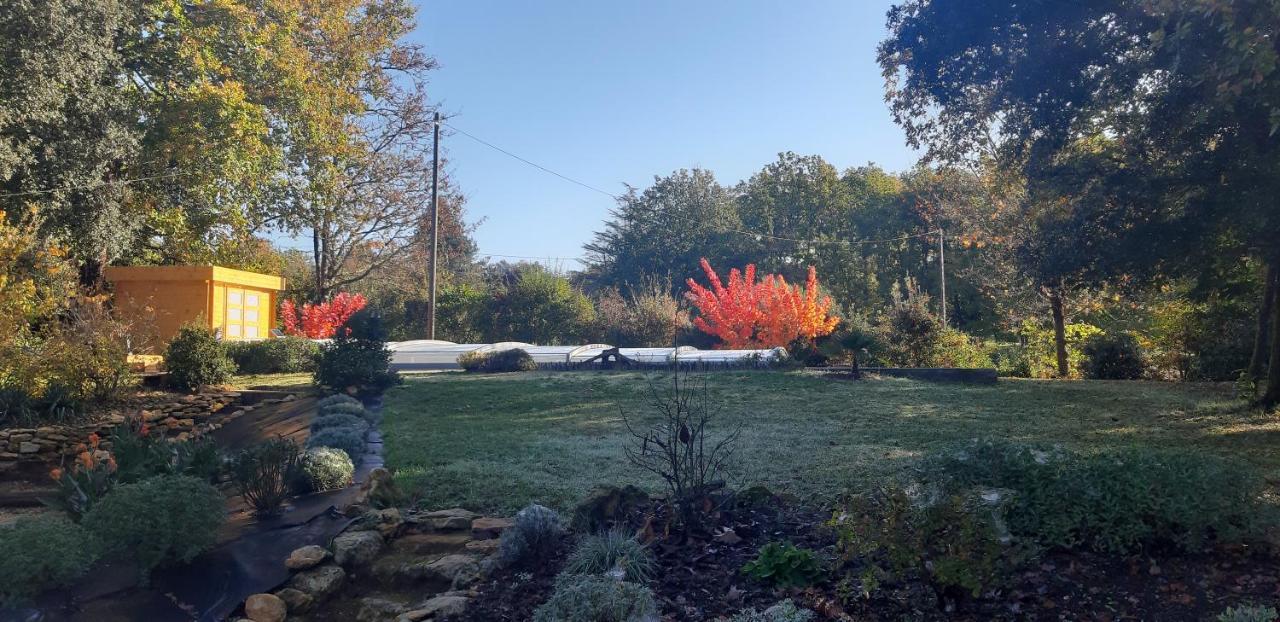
<box><xmin>938</xmin><ymin>228</ymin><xmax>947</xmax><ymax>328</ymax></box>
<box><xmin>427</xmin><ymin>111</ymin><xmax>440</xmax><ymax>340</ymax></box>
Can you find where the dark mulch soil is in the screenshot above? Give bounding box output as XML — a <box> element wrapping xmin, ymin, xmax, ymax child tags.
<box><xmin>460</xmin><ymin>492</ymin><xmax>1280</xmax><ymax>621</ymax></box>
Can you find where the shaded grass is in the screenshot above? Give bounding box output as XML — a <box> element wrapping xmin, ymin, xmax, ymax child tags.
<box><xmin>381</xmin><ymin>371</ymin><xmax>1273</xmax><ymax>515</ymax></box>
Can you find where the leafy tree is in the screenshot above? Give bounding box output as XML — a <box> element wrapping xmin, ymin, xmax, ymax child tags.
<box><xmin>584</xmin><ymin>168</ymin><xmax>743</xmax><ymax>292</ymax></box>
<box><xmin>487</xmin><ymin>264</ymin><xmax>596</xmax><ymax>344</ymax></box>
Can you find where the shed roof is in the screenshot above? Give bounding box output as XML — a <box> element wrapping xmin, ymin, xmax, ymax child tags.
<box><xmin>103</xmin><ymin>265</ymin><xmax>285</xmax><ymax>290</ymax></box>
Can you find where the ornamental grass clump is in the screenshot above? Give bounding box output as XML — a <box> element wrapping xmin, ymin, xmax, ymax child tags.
<box><xmin>727</xmin><ymin>600</ymin><xmax>816</xmax><ymax>622</ymax></box>
<box><xmin>532</xmin><ymin>574</ymin><xmax>659</xmax><ymax>622</ymax></box>
<box><xmin>295</xmin><ymin>447</ymin><xmax>355</xmax><ymax>493</ymax></box>
<box><xmin>83</xmin><ymin>475</ymin><xmax>224</xmax><ymax>581</ymax></box>
<box><xmin>563</xmin><ymin>529</ymin><xmax>656</xmax><ymax>584</ymax></box>
<box><xmin>499</xmin><ymin>503</ymin><xmax>565</xmax><ymax>567</ymax></box>
<box><xmin>317</xmin><ymin>401</ymin><xmax>378</xmax><ymax>424</ymax></box>
<box><xmin>0</xmin><ymin>516</ymin><xmax>99</xmax><ymax>606</ymax></box>
<box><xmin>1218</xmin><ymin>605</ymin><xmax>1279</xmax><ymax>622</ymax></box>
<box><xmin>228</xmin><ymin>438</ymin><xmax>302</xmax><ymax>516</ymax></box>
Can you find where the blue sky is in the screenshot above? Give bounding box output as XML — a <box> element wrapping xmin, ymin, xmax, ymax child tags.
<box><xmin>412</xmin><ymin>0</ymin><xmax>917</xmax><ymax>268</ymax></box>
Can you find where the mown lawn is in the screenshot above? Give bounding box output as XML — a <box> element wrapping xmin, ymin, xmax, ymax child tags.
<box><xmin>381</xmin><ymin>371</ymin><xmax>1276</xmax><ymax>514</ymax></box>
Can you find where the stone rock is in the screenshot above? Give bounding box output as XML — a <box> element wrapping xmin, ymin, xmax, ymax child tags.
<box><xmin>398</xmin><ymin>595</ymin><xmax>470</xmax><ymax>621</ymax></box>
<box><xmin>287</xmin><ymin>564</ymin><xmax>346</xmax><ymax>598</ymax></box>
<box><xmin>570</xmin><ymin>484</ymin><xmax>650</xmax><ymax>533</ymax></box>
<box><xmin>285</xmin><ymin>545</ymin><xmax>329</xmax><ymax>570</ymax></box>
<box><xmin>470</xmin><ymin>517</ymin><xmax>513</xmax><ymax>540</ymax></box>
<box><xmin>243</xmin><ymin>593</ymin><xmax>287</xmax><ymax>622</ymax></box>
<box><xmin>463</xmin><ymin>539</ymin><xmax>500</xmax><ymax>555</ymax></box>
<box><xmin>273</xmin><ymin>587</ymin><xmax>314</xmax><ymax>613</ymax></box>
<box><xmin>423</xmin><ymin>554</ymin><xmax>481</xmax><ymax>587</ymax></box>
<box><xmin>356</xmin><ymin>597</ymin><xmax>408</xmax><ymax>622</ymax></box>
<box><xmin>392</xmin><ymin>532</ymin><xmax>473</xmax><ymax>556</ymax></box>
<box><xmin>356</xmin><ymin>507</ymin><xmax>404</xmax><ymax>538</ymax></box>
<box><xmin>18</xmin><ymin>442</ymin><xmax>40</xmax><ymax>454</ymax></box>
<box><xmin>333</xmin><ymin>530</ymin><xmax>385</xmax><ymax>567</ymax></box>
<box><xmin>418</xmin><ymin>508</ymin><xmax>477</xmax><ymax>531</ymax></box>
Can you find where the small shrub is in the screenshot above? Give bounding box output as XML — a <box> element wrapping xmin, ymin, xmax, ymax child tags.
<box><xmin>882</xmin><ymin>278</ymin><xmax>941</xmax><ymax>367</ymax></box>
<box><xmin>458</xmin><ymin>350</ymin><xmax>487</xmax><ymax>372</ymax></box>
<box><xmin>564</xmin><ymin>529</ymin><xmax>656</xmax><ymax>584</ymax></box>
<box><xmin>110</xmin><ymin>417</ymin><xmax>221</xmax><ymax>484</ymax></box>
<box><xmin>318</xmin><ymin>401</ymin><xmax>377</xmax><ymax>424</ymax></box>
<box><xmin>532</xmin><ymin>574</ymin><xmax>658</xmax><ymax>622</ymax></box>
<box><xmin>295</xmin><ymin>447</ymin><xmax>354</xmax><ymax>493</ymax></box>
<box><xmin>228</xmin><ymin>438</ymin><xmax>302</xmax><ymax>516</ymax></box>
<box><xmin>313</xmin><ymin>309</ymin><xmax>400</xmax><ymax>394</ymax></box>
<box><xmin>311</xmin><ymin>413</ymin><xmax>370</xmax><ymax>435</ymax></box>
<box><xmin>622</xmin><ymin>370</ymin><xmax>738</xmax><ymax>533</ymax></box>
<box><xmin>83</xmin><ymin>475</ymin><xmax>224</xmax><ymax>580</ymax></box>
<box><xmin>0</xmin><ymin>516</ymin><xmax>99</xmax><ymax>606</ymax></box>
<box><xmin>499</xmin><ymin>503</ymin><xmax>565</xmax><ymax>567</ymax></box>
<box><xmin>920</xmin><ymin>439</ymin><xmax>1270</xmax><ymax>554</ymax></box>
<box><xmin>460</xmin><ymin>348</ymin><xmax>538</xmax><ymax>373</ymax></box>
<box><xmin>165</xmin><ymin>323</ymin><xmax>235</xmax><ymax>391</ymax></box>
<box><xmin>226</xmin><ymin>336</ymin><xmax>319</xmax><ymax>374</ymax></box>
<box><xmin>727</xmin><ymin>600</ymin><xmax>816</xmax><ymax>622</ymax></box>
<box><xmin>741</xmin><ymin>542</ymin><xmax>824</xmax><ymax>589</ymax></box>
<box><xmin>317</xmin><ymin>393</ymin><xmax>361</xmax><ymax>409</ymax></box>
<box><xmin>831</xmin><ymin>485</ymin><xmax>1018</xmax><ymax>598</ymax></box>
<box><xmin>1219</xmin><ymin>605</ymin><xmax>1280</xmax><ymax>622</ymax></box>
<box><xmin>306</xmin><ymin>426</ymin><xmax>367</xmax><ymax>461</ymax></box>
<box><xmin>1082</xmin><ymin>332</ymin><xmax>1146</xmax><ymax>380</ymax></box>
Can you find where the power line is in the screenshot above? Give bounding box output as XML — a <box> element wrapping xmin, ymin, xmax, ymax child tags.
<box><xmin>479</xmin><ymin>252</ymin><xmax>586</xmax><ymax>262</ymax></box>
<box><xmin>442</xmin><ymin>122</ymin><xmax>622</xmax><ymax>200</ymax></box>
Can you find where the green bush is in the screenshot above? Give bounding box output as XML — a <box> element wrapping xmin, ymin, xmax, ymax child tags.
<box><xmin>1082</xmin><ymin>332</ymin><xmax>1146</xmax><ymax>380</ymax></box>
<box><xmin>882</xmin><ymin>280</ymin><xmax>941</xmax><ymax>367</ymax></box>
<box><xmin>741</xmin><ymin>542</ymin><xmax>825</xmax><ymax>589</ymax></box>
<box><xmin>563</xmin><ymin>529</ymin><xmax>656</xmax><ymax>584</ymax></box>
<box><xmin>83</xmin><ymin>475</ymin><xmax>224</xmax><ymax>580</ymax></box>
<box><xmin>532</xmin><ymin>574</ymin><xmax>658</xmax><ymax>622</ymax></box>
<box><xmin>459</xmin><ymin>348</ymin><xmax>538</xmax><ymax>373</ymax></box>
<box><xmin>317</xmin><ymin>393</ymin><xmax>361</xmax><ymax>409</ymax></box>
<box><xmin>727</xmin><ymin>600</ymin><xmax>816</xmax><ymax>622</ymax></box>
<box><xmin>165</xmin><ymin>323</ymin><xmax>235</xmax><ymax>391</ymax></box>
<box><xmin>306</xmin><ymin>426</ymin><xmax>367</xmax><ymax>461</ymax></box>
<box><xmin>295</xmin><ymin>447</ymin><xmax>354</xmax><ymax>493</ymax></box>
<box><xmin>228</xmin><ymin>438</ymin><xmax>302</xmax><ymax>516</ymax></box>
<box><xmin>0</xmin><ymin>516</ymin><xmax>99</xmax><ymax>606</ymax></box>
<box><xmin>1219</xmin><ymin>605</ymin><xmax>1280</xmax><ymax>622</ymax></box>
<box><xmin>499</xmin><ymin>503</ymin><xmax>564</xmax><ymax>567</ymax></box>
<box><xmin>929</xmin><ymin>329</ymin><xmax>995</xmax><ymax>368</ymax></box>
<box><xmin>313</xmin><ymin>309</ymin><xmax>400</xmax><ymax>395</ymax></box>
<box><xmin>311</xmin><ymin>413</ymin><xmax>369</xmax><ymax>435</ymax></box>
<box><xmin>920</xmin><ymin>439</ymin><xmax>1270</xmax><ymax>554</ymax></box>
<box><xmin>831</xmin><ymin>485</ymin><xmax>1018</xmax><ymax>598</ymax></box>
<box><xmin>1015</xmin><ymin>321</ymin><xmax>1103</xmax><ymax>378</ymax></box>
<box><xmin>226</xmin><ymin>336</ymin><xmax>319</xmax><ymax>374</ymax></box>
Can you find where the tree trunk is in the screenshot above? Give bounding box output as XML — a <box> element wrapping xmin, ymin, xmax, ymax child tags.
<box><xmin>1263</xmin><ymin>265</ymin><xmax>1280</xmax><ymax>407</ymax></box>
<box><xmin>1049</xmin><ymin>288</ymin><xmax>1069</xmax><ymax>378</ymax></box>
<box><xmin>1247</xmin><ymin>263</ymin><xmax>1278</xmax><ymax>383</ymax></box>
<box><xmin>850</xmin><ymin>352</ymin><xmax>861</xmax><ymax>380</ymax></box>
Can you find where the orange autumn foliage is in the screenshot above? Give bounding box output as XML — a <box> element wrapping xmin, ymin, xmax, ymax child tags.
<box><xmin>685</xmin><ymin>259</ymin><xmax>840</xmax><ymax>348</ymax></box>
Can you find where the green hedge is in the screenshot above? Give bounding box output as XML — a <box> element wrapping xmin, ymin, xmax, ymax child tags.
<box><xmin>226</xmin><ymin>336</ymin><xmax>319</xmax><ymax>374</ymax></box>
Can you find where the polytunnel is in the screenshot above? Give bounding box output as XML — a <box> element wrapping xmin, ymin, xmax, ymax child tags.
<box><xmin>386</xmin><ymin>340</ymin><xmax>788</xmax><ymax>371</ymax></box>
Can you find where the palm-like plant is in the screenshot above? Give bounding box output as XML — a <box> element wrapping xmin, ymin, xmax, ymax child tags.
<box><xmin>822</xmin><ymin>326</ymin><xmax>878</xmax><ymax>379</ymax></box>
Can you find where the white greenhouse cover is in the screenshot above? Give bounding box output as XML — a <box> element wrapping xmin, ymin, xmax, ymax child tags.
<box><xmin>385</xmin><ymin>340</ymin><xmax>786</xmax><ymax>370</ymax></box>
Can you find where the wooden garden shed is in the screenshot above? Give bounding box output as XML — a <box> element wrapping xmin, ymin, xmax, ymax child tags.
<box><xmin>104</xmin><ymin>265</ymin><xmax>286</xmax><ymax>346</ymax></box>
